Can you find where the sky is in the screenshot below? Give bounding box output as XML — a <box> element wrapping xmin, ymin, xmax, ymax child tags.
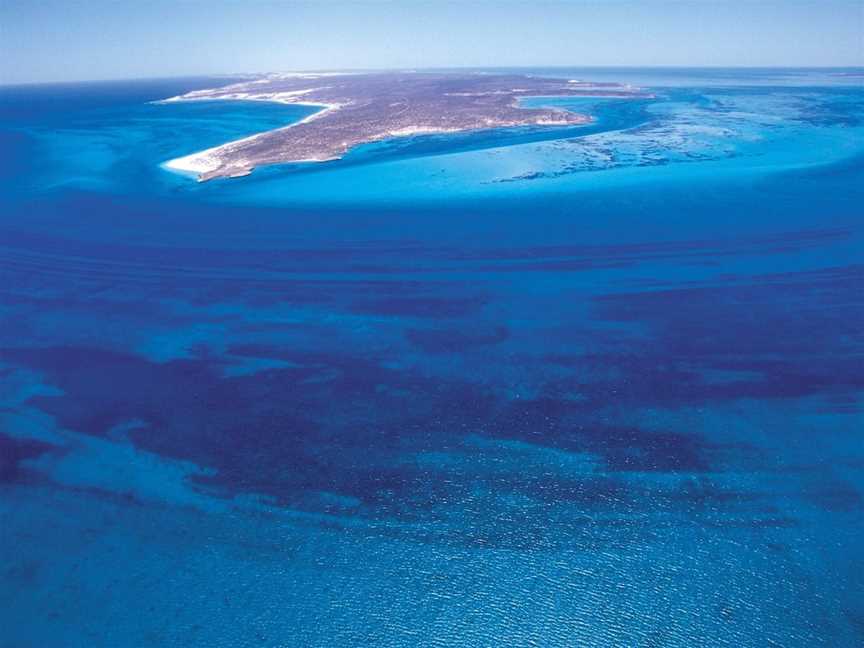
<box><xmin>1</xmin><ymin>0</ymin><xmax>862</xmax><ymax>84</ymax></box>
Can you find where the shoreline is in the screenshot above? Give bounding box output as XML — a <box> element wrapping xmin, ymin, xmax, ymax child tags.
<box><xmin>156</xmin><ymin>72</ymin><xmax>643</xmax><ymax>181</ymax></box>
<box><xmin>160</xmin><ymin>96</ymin><xmax>343</xmax><ymax>179</ymax></box>
<box><xmin>160</xmin><ymin>97</ymin><xmax>592</xmax><ymax>180</ymax></box>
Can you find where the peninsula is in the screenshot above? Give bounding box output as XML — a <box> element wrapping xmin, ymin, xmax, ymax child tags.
<box><xmin>161</xmin><ymin>71</ymin><xmax>645</xmax><ymax>181</ymax></box>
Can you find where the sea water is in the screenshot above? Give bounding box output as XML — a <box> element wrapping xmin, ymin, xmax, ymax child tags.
<box><xmin>1</xmin><ymin>69</ymin><xmax>862</xmax><ymax>647</ymax></box>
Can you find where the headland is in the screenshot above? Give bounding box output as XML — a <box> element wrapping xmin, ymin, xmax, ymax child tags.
<box><xmin>160</xmin><ymin>71</ymin><xmax>647</xmax><ymax>181</ymax></box>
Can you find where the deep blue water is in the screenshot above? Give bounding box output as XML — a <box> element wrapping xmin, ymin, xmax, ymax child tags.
<box><xmin>1</xmin><ymin>69</ymin><xmax>863</xmax><ymax>647</ymax></box>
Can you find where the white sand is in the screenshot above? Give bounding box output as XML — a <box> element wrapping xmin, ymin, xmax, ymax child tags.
<box><xmin>160</xmin><ymin>97</ymin><xmax>343</xmax><ymax>178</ymax></box>
<box><xmin>161</xmin><ymin>149</ymin><xmax>224</xmax><ymax>175</ymax></box>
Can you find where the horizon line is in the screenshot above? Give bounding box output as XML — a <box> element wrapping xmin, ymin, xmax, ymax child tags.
<box><xmin>3</xmin><ymin>64</ymin><xmax>863</xmax><ymax>88</ymax></box>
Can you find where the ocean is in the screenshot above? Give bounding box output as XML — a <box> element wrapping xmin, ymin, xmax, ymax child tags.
<box><xmin>1</xmin><ymin>68</ymin><xmax>862</xmax><ymax>647</ymax></box>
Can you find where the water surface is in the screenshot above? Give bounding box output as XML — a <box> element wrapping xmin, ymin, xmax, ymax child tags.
<box><xmin>1</xmin><ymin>68</ymin><xmax>863</xmax><ymax>647</ymax></box>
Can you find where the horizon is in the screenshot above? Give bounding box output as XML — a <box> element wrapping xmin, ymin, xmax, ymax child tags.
<box><xmin>2</xmin><ymin>0</ymin><xmax>862</xmax><ymax>84</ymax></box>
<box><xmin>2</xmin><ymin>64</ymin><xmax>863</xmax><ymax>89</ymax></box>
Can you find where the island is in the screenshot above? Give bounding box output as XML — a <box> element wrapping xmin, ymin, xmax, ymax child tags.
<box><xmin>160</xmin><ymin>71</ymin><xmax>647</xmax><ymax>181</ymax></box>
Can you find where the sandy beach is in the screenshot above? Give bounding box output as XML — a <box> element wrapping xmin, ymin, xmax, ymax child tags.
<box><xmin>161</xmin><ymin>97</ymin><xmax>342</xmax><ymax>178</ymax></box>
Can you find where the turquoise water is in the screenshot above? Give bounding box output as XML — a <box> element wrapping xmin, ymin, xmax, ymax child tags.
<box><xmin>1</xmin><ymin>69</ymin><xmax>863</xmax><ymax>647</ymax></box>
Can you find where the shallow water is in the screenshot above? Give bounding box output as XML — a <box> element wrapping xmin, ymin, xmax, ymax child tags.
<box><xmin>1</xmin><ymin>68</ymin><xmax>863</xmax><ymax>647</ymax></box>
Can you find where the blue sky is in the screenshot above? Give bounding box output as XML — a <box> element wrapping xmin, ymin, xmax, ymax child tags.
<box><xmin>2</xmin><ymin>0</ymin><xmax>862</xmax><ymax>83</ymax></box>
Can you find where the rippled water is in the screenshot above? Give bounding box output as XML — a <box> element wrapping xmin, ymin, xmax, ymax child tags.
<box><xmin>1</xmin><ymin>69</ymin><xmax>863</xmax><ymax>647</ymax></box>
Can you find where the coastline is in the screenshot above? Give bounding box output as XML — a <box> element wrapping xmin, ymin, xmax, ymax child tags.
<box><xmin>160</xmin><ymin>97</ymin><xmax>343</xmax><ymax>180</ymax></box>
<box><xmin>160</xmin><ymin>98</ymin><xmax>589</xmax><ymax>180</ymax></box>
<box><xmin>156</xmin><ymin>72</ymin><xmax>640</xmax><ymax>182</ymax></box>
